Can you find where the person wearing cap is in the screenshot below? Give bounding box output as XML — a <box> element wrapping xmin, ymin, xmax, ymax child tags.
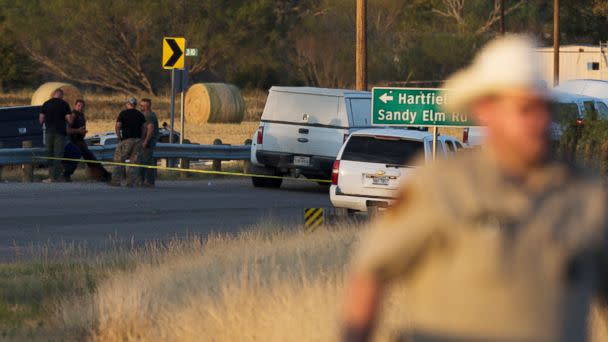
<box><xmin>342</xmin><ymin>35</ymin><xmax>608</xmax><ymax>342</ymax></box>
<box><xmin>110</xmin><ymin>98</ymin><xmax>147</xmax><ymax>187</ymax></box>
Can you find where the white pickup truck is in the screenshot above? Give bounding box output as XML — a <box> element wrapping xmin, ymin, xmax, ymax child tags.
<box><xmin>330</xmin><ymin>128</ymin><xmax>464</xmax><ymax>213</ymax></box>
<box><xmin>250</xmin><ymin>87</ymin><xmax>373</xmax><ymax>188</ymax></box>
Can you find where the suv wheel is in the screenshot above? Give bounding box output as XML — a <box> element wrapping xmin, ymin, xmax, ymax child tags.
<box><xmin>251</xmin><ymin>176</ymin><xmax>283</xmax><ymax>188</ymax></box>
<box><xmin>250</xmin><ymin>165</ymin><xmax>283</xmax><ymax>188</ymax></box>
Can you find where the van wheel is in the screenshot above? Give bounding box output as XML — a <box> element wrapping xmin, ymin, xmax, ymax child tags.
<box><xmin>251</xmin><ymin>175</ymin><xmax>283</xmax><ymax>188</ymax></box>
<box><xmin>333</xmin><ymin>207</ymin><xmax>350</xmax><ymax>217</ymax></box>
<box><xmin>367</xmin><ymin>205</ymin><xmax>380</xmax><ymax>219</ymax></box>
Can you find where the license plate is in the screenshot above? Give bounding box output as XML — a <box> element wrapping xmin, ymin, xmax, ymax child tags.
<box><xmin>372</xmin><ymin>176</ymin><xmax>390</xmax><ymax>186</ymax></box>
<box><xmin>293</xmin><ymin>156</ymin><xmax>310</xmax><ymax>166</ymax></box>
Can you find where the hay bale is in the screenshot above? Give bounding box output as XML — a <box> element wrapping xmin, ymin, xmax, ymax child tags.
<box><xmin>185</xmin><ymin>83</ymin><xmax>245</xmax><ymax>124</ymax></box>
<box><xmin>31</xmin><ymin>82</ymin><xmax>81</xmax><ymax>107</ymax></box>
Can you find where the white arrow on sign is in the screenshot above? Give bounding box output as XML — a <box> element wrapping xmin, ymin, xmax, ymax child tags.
<box><xmin>379</xmin><ymin>93</ymin><xmax>394</xmax><ymax>104</ymax></box>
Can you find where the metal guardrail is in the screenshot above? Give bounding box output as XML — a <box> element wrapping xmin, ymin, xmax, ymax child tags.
<box><xmin>0</xmin><ymin>143</ymin><xmax>252</xmax><ymax>165</ymax></box>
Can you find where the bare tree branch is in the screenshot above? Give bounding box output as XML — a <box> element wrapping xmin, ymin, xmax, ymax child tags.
<box><xmin>432</xmin><ymin>0</ymin><xmax>466</xmax><ymax>26</ymax></box>
<box><xmin>476</xmin><ymin>0</ymin><xmax>526</xmax><ymax>34</ymax></box>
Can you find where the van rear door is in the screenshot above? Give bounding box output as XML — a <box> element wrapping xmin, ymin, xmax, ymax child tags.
<box><xmin>262</xmin><ymin>91</ymin><xmax>345</xmax><ymax>157</ymax></box>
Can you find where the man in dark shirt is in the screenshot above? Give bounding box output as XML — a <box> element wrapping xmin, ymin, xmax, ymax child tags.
<box><xmin>67</xmin><ymin>99</ymin><xmax>111</xmax><ymax>182</ymax></box>
<box><xmin>110</xmin><ymin>98</ymin><xmax>147</xmax><ymax>187</ymax></box>
<box><xmin>39</xmin><ymin>89</ymin><xmax>72</xmax><ymax>182</ymax></box>
<box><xmin>139</xmin><ymin>98</ymin><xmax>159</xmax><ymax>187</ymax></box>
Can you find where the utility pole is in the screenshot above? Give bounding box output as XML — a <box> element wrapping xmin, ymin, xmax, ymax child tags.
<box><xmin>553</xmin><ymin>0</ymin><xmax>560</xmax><ymax>86</ymax></box>
<box><xmin>356</xmin><ymin>0</ymin><xmax>367</xmax><ymax>91</ymax></box>
<box><xmin>500</xmin><ymin>0</ymin><xmax>505</xmax><ymax>34</ymax></box>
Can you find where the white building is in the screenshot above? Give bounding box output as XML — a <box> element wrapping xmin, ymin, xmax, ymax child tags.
<box><xmin>537</xmin><ymin>44</ymin><xmax>608</xmax><ymax>87</ymax></box>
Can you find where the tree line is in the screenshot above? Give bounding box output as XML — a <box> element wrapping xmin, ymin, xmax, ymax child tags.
<box><xmin>0</xmin><ymin>0</ymin><xmax>607</xmax><ymax>95</ymax></box>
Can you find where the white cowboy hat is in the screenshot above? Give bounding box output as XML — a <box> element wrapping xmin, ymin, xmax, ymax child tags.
<box><xmin>442</xmin><ymin>35</ymin><xmax>548</xmax><ymax>113</ymax></box>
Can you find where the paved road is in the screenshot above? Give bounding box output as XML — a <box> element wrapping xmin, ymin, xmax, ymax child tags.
<box><xmin>0</xmin><ymin>179</ymin><xmax>330</xmax><ymax>261</ymax></box>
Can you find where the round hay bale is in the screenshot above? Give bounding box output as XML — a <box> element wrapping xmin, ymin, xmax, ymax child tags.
<box><xmin>31</xmin><ymin>82</ymin><xmax>81</xmax><ymax>107</ymax></box>
<box><xmin>185</xmin><ymin>83</ymin><xmax>245</xmax><ymax>124</ymax></box>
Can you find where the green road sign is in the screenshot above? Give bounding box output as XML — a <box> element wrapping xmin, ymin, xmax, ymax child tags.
<box><xmin>371</xmin><ymin>87</ymin><xmax>475</xmax><ymax>127</ymax></box>
<box><xmin>185</xmin><ymin>48</ymin><xmax>199</xmax><ymax>57</ymax></box>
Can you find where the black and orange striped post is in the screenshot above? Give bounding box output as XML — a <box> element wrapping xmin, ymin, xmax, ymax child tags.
<box><xmin>304</xmin><ymin>208</ymin><xmax>325</xmax><ymax>231</ymax></box>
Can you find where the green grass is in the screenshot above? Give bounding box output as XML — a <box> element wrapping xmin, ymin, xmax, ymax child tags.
<box><xmin>0</xmin><ymin>242</ymin><xmax>143</xmax><ymax>340</ymax></box>
<box><xmin>0</xmin><ymin>262</ymin><xmax>99</xmax><ymax>339</ymax></box>
<box><xmin>0</xmin><ymin>234</ymin><xmax>217</xmax><ymax>339</ymax></box>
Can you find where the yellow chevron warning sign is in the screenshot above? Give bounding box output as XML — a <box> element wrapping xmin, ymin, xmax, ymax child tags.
<box><xmin>304</xmin><ymin>208</ymin><xmax>325</xmax><ymax>231</ymax></box>
<box><xmin>163</xmin><ymin>37</ymin><xmax>185</xmax><ymax>69</ymax></box>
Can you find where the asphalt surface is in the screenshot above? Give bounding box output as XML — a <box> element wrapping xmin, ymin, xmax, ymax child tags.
<box><xmin>0</xmin><ymin>178</ymin><xmax>330</xmax><ymax>261</ymax></box>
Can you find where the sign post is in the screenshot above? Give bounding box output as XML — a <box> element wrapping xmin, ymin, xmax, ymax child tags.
<box><xmin>372</xmin><ymin>87</ymin><xmax>475</xmax><ymax>160</ymax></box>
<box><xmin>163</xmin><ymin>37</ymin><xmax>186</xmax><ymax>144</ymax></box>
<box><xmin>180</xmin><ymin>72</ymin><xmax>185</xmax><ymax>145</ymax></box>
<box><xmin>169</xmin><ymin>69</ymin><xmax>176</xmax><ymax>144</ymax></box>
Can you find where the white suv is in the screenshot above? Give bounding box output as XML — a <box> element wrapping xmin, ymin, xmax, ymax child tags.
<box><xmin>330</xmin><ymin>129</ymin><xmax>464</xmax><ymax>213</ymax></box>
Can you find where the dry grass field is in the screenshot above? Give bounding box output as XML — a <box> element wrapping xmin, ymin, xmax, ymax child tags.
<box><xmin>2</xmin><ymin>222</ymin><xmax>607</xmax><ymax>341</ymax></box>
<box><xmin>0</xmin><ymin>89</ymin><xmax>265</xmax><ymax>145</ymax></box>
<box><xmin>84</xmin><ymin>120</ymin><xmax>258</xmax><ymax>146</ymax></box>
<box><xmin>0</xmin><ymin>89</ymin><xmax>465</xmax><ymax>146</ymax></box>
<box><xmin>0</xmin><ymin>89</ymin><xmax>267</xmax><ymax>122</ymax></box>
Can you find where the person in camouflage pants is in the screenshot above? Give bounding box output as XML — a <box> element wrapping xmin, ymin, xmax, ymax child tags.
<box><xmin>111</xmin><ymin>138</ymin><xmax>143</xmax><ymax>186</ymax></box>
<box><xmin>110</xmin><ymin>98</ymin><xmax>147</xmax><ymax>187</ymax></box>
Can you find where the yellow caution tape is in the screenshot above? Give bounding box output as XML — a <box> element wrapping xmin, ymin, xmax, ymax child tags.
<box><xmin>34</xmin><ymin>156</ymin><xmax>332</xmax><ymax>183</ymax></box>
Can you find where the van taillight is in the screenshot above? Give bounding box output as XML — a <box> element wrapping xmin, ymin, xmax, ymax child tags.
<box><xmin>463</xmin><ymin>128</ymin><xmax>469</xmax><ymax>144</ymax></box>
<box><xmin>576</xmin><ymin>118</ymin><xmax>584</xmax><ymax>126</ymax></box>
<box><xmin>331</xmin><ymin>160</ymin><xmax>340</xmax><ymax>185</ymax></box>
<box><xmin>257</xmin><ymin>126</ymin><xmax>264</xmax><ymax>144</ymax></box>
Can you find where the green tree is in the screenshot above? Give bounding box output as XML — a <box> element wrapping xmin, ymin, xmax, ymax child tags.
<box><xmin>0</xmin><ymin>2</ymin><xmax>38</xmax><ymax>91</ymax></box>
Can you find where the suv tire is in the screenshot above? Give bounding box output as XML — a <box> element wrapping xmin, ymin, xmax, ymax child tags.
<box><xmin>251</xmin><ymin>176</ymin><xmax>283</xmax><ymax>188</ymax></box>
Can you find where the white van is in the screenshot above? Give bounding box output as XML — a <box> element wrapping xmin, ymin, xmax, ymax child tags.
<box><xmin>250</xmin><ymin>87</ymin><xmax>372</xmax><ymax>188</ymax></box>
<box><xmin>465</xmin><ymin>91</ymin><xmax>608</xmax><ymax>145</ymax></box>
<box><xmin>554</xmin><ymin>79</ymin><xmax>608</xmax><ymax>104</ymax></box>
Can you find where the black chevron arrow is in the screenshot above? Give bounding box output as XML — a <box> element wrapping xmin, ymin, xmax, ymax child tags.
<box><xmin>164</xmin><ymin>39</ymin><xmax>183</xmax><ymax>67</ymax></box>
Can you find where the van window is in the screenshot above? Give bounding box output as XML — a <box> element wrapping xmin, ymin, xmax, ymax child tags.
<box><xmin>348</xmin><ymin>98</ymin><xmax>372</xmax><ymax>126</ymax></box>
<box><xmin>596</xmin><ymin>102</ymin><xmax>608</xmax><ymax>119</ymax></box>
<box><xmin>434</xmin><ymin>141</ymin><xmax>446</xmax><ymax>156</ymax></box>
<box><xmin>583</xmin><ymin>101</ymin><xmax>599</xmax><ymax>121</ymax></box>
<box><xmin>445</xmin><ymin>141</ymin><xmax>456</xmax><ymax>154</ymax></box>
<box><xmin>341</xmin><ymin>136</ymin><xmax>424</xmax><ymax>165</ymax></box>
<box><xmin>551</xmin><ymin>102</ymin><xmax>579</xmax><ymax>124</ymax></box>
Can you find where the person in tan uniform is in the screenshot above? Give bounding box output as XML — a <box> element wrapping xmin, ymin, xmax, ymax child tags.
<box><xmin>342</xmin><ymin>35</ymin><xmax>608</xmax><ymax>342</ymax></box>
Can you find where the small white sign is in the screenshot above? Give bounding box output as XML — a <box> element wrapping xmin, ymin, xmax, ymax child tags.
<box><xmin>293</xmin><ymin>156</ymin><xmax>310</xmax><ymax>166</ymax></box>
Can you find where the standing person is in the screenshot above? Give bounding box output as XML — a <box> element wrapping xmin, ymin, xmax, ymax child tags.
<box><xmin>67</xmin><ymin>99</ymin><xmax>112</xmax><ymax>182</ymax></box>
<box><xmin>342</xmin><ymin>36</ymin><xmax>608</xmax><ymax>342</ymax></box>
<box><xmin>110</xmin><ymin>98</ymin><xmax>146</xmax><ymax>187</ymax></box>
<box><xmin>39</xmin><ymin>89</ymin><xmax>72</xmax><ymax>182</ymax></box>
<box><xmin>139</xmin><ymin>98</ymin><xmax>159</xmax><ymax>187</ymax></box>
